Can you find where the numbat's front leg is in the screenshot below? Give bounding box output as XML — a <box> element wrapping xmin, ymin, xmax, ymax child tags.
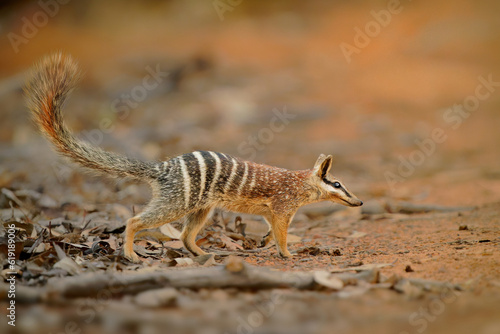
<box><xmin>271</xmin><ymin>214</ymin><xmax>293</xmax><ymax>258</ymax></box>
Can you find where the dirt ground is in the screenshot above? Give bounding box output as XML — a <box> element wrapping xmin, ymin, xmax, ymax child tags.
<box><xmin>0</xmin><ymin>1</ymin><xmax>499</xmax><ymax>334</ymax></box>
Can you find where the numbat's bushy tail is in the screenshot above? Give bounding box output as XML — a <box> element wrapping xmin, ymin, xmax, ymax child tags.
<box><xmin>25</xmin><ymin>53</ymin><xmax>362</xmax><ymax>262</ymax></box>
<box><xmin>25</xmin><ymin>53</ymin><xmax>158</xmax><ymax>179</ymax></box>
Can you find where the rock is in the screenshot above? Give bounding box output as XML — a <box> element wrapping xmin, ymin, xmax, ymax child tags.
<box><xmin>394</xmin><ymin>279</ymin><xmax>424</xmax><ymax>299</ymax></box>
<box><xmin>173</xmin><ymin>258</ymin><xmax>194</xmax><ymax>266</ymax></box>
<box><xmin>347</xmin><ymin>231</ymin><xmax>367</xmax><ymax>239</ymax></box>
<box><xmin>313</xmin><ymin>271</ymin><xmax>344</xmax><ymax>290</ymax></box>
<box><xmin>225</xmin><ymin>255</ymin><xmax>244</xmax><ymax>273</ymax></box>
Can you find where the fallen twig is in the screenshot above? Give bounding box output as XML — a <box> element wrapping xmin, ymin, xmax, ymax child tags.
<box><xmin>0</xmin><ymin>258</ymin><xmax>461</xmax><ymax>304</ymax></box>
<box><xmin>387</xmin><ymin>201</ymin><xmax>475</xmax><ymax>214</ymax></box>
<box><xmin>43</xmin><ymin>257</ymin><xmax>314</xmax><ymax>299</ymax></box>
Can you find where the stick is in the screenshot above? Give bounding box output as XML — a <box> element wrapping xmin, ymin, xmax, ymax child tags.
<box><xmin>387</xmin><ymin>201</ymin><xmax>475</xmax><ymax>214</ymax></box>
<box><xmin>44</xmin><ymin>257</ymin><xmax>314</xmax><ymax>299</ymax></box>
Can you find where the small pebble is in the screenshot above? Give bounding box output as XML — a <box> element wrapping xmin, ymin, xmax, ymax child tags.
<box><xmin>405</xmin><ymin>265</ymin><xmax>414</xmax><ymax>272</ymax></box>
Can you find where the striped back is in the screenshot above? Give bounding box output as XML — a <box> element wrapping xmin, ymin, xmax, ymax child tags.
<box><xmin>159</xmin><ymin>150</ymin><xmax>297</xmax><ymax>210</ymax></box>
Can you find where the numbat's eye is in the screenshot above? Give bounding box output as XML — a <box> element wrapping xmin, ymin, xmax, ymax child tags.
<box><xmin>333</xmin><ymin>182</ymin><xmax>341</xmax><ymax>188</ymax></box>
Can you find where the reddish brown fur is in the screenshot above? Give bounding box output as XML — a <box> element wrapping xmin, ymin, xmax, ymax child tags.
<box><xmin>25</xmin><ymin>54</ymin><xmax>363</xmax><ymax>261</ymax></box>
<box><xmin>26</xmin><ymin>53</ymin><xmax>158</xmax><ymax>180</ymax></box>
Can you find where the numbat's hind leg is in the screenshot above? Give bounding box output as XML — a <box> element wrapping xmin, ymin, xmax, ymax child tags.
<box><xmin>259</xmin><ymin>216</ymin><xmax>274</xmax><ymax>247</ymax></box>
<box><xmin>260</xmin><ymin>229</ymin><xmax>274</xmax><ymax>247</ymax></box>
<box><xmin>181</xmin><ymin>207</ymin><xmax>213</xmax><ymax>256</ymax></box>
<box><xmin>123</xmin><ymin>209</ymin><xmax>183</xmax><ymax>262</ymax></box>
<box><xmin>124</xmin><ymin>216</ymin><xmax>143</xmax><ymax>262</ymax></box>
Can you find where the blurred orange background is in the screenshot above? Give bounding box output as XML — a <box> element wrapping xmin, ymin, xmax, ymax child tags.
<box><xmin>1</xmin><ymin>0</ymin><xmax>499</xmax><ymax>206</ymax></box>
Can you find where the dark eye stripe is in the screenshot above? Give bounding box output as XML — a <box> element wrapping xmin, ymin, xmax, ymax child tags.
<box><xmin>323</xmin><ymin>179</ymin><xmax>352</xmax><ymax>198</ymax></box>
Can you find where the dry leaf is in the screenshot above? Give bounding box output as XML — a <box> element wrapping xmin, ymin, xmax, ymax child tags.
<box><xmin>174</xmin><ymin>258</ymin><xmax>194</xmax><ymax>266</ymax></box>
<box><xmin>53</xmin><ymin>243</ymin><xmax>67</xmax><ymax>260</ymax></box>
<box><xmin>163</xmin><ymin>240</ymin><xmax>184</xmax><ymax>249</ymax></box>
<box><xmin>160</xmin><ymin>223</ymin><xmax>182</xmax><ymax>239</ymax></box>
<box><xmin>218</xmin><ymin>233</ymin><xmax>244</xmax><ymax>251</ymax></box>
<box><xmin>53</xmin><ymin>257</ymin><xmax>82</xmax><ymax>276</ymax></box>
<box><xmin>193</xmin><ymin>254</ymin><xmax>216</xmax><ymax>266</ymax></box>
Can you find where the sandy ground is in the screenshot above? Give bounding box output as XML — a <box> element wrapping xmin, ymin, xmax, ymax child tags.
<box><xmin>0</xmin><ymin>1</ymin><xmax>499</xmax><ymax>333</ymax></box>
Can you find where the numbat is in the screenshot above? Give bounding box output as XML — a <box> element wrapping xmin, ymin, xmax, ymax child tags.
<box><xmin>25</xmin><ymin>53</ymin><xmax>363</xmax><ymax>262</ymax></box>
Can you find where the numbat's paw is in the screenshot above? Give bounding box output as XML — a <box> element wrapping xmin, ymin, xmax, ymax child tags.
<box><xmin>124</xmin><ymin>250</ymin><xmax>141</xmax><ymax>263</ymax></box>
<box><xmin>279</xmin><ymin>250</ymin><xmax>292</xmax><ymax>258</ymax></box>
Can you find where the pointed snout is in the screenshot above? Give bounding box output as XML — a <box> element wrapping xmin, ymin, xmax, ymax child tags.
<box><xmin>350</xmin><ymin>198</ymin><xmax>363</xmax><ymax>207</ymax></box>
<box><xmin>335</xmin><ymin>196</ymin><xmax>363</xmax><ymax>207</ymax></box>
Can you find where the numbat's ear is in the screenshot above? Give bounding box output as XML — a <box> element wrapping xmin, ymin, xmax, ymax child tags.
<box><xmin>313</xmin><ymin>154</ymin><xmax>333</xmax><ymax>178</ymax></box>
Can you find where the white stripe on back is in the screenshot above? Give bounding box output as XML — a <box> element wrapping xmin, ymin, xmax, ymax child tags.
<box><xmin>178</xmin><ymin>157</ymin><xmax>191</xmax><ymax>208</ymax></box>
<box><xmin>193</xmin><ymin>151</ymin><xmax>207</xmax><ymax>202</ymax></box>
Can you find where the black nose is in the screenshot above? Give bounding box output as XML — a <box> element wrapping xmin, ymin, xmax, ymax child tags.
<box><xmin>359</xmin><ymin>201</ymin><xmax>363</xmax><ymax>206</ymax></box>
